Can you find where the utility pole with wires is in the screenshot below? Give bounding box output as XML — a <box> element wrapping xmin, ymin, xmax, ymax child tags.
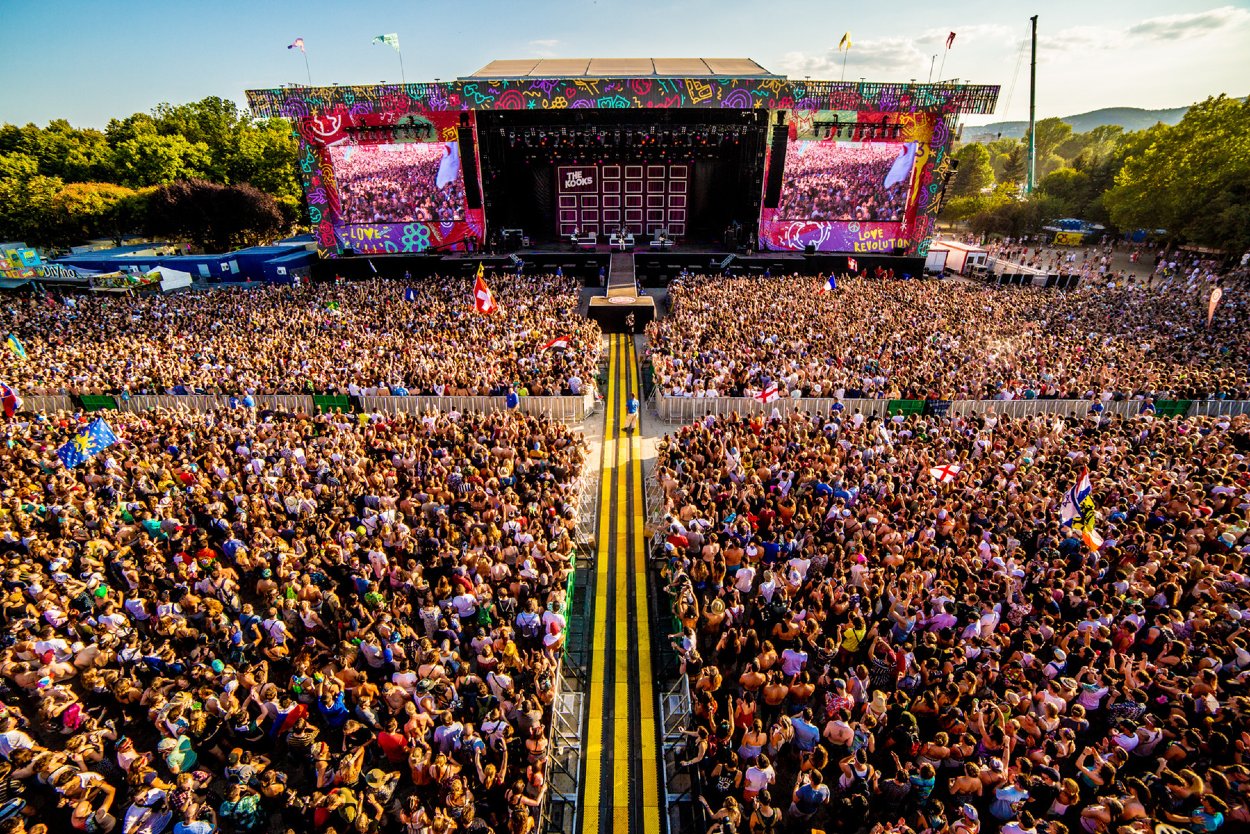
<box><xmin>1026</xmin><ymin>14</ymin><xmax>1038</xmax><ymax>194</ymax></box>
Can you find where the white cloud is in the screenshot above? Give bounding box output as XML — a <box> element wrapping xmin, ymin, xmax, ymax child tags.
<box><xmin>1128</xmin><ymin>5</ymin><xmax>1250</xmax><ymax>40</ymax></box>
<box><xmin>528</xmin><ymin>38</ymin><xmax>560</xmax><ymax>58</ymax></box>
<box><xmin>778</xmin><ymin>37</ymin><xmax>929</xmax><ymax>80</ymax></box>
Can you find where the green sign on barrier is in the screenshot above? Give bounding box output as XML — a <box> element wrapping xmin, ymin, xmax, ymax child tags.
<box><xmin>79</xmin><ymin>395</ymin><xmax>119</xmax><ymax>411</ymax></box>
<box><xmin>312</xmin><ymin>395</ymin><xmax>351</xmax><ymax>414</ymax></box>
<box><xmin>886</xmin><ymin>399</ymin><xmax>925</xmax><ymax>417</ymax></box>
<box><xmin>1154</xmin><ymin>400</ymin><xmax>1191</xmax><ymax>418</ymax></box>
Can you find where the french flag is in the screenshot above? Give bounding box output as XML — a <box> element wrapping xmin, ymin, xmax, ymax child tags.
<box><xmin>542</xmin><ymin>334</ymin><xmax>571</xmax><ymax>351</ymax></box>
<box><xmin>818</xmin><ymin>274</ymin><xmax>837</xmax><ymax>294</ymax></box>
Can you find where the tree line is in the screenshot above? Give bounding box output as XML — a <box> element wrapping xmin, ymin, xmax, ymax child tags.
<box><xmin>0</xmin><ymin>97</ymin><xmax>301</xmax><ymax>253</ymax></box>
<box><xmin>942</xmin><ymin>94</ymin><xmax>1249</xmax><ymax>254</ymax></box>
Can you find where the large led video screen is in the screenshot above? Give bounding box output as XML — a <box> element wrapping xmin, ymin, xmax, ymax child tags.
<box><xmin>776</xmin><ymin>140</ymin><xmax>917</xmax><ymax>222</ymax></box>
<box><xmin>758</xmin><ymin>110</ymin><xmax>940</xmax><ymax>255</ymax></box>
<box><xmin>328</xmin><ymin>141</ymin><xmax>466</xmax><ymax>224</ymax></box>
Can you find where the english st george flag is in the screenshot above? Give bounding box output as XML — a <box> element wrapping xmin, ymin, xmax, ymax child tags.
<box><xmin>929</xmin><ymin>463</ymin><xmax>961</xmax><ymax>483</ymax></box>
<box><xmin>756</xmin><ymin>383</ymin><xmax>781</xmax><ymax>403</ymax></box>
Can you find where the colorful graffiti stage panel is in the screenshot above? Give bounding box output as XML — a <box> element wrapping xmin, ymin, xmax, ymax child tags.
<box><xmin>247</xmin><ymin>80</ymin><xmax>995</xmax><ymax>257</ymax></box>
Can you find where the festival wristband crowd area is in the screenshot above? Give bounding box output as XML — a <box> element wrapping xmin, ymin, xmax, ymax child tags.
<box><xmin>645</xmin><ymin>267</ymin><xmax>1248</xmax><ymax>402</ymax></box>
<box><xmin>0</xmin><ymin>275</ymin><xmax>599</xmax><ymax>399</ymax></box>
<box><xmin>655</xmin><ymin>407</ymin><xmax>1250</xmax><ymax>834</ymax></box>
<box><xmin>0</xmin><ymin>405</ymin><xmax>587</xmax><ymax>834</ymax></box>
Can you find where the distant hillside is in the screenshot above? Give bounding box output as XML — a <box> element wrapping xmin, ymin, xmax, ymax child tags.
<box><xmin>966</xmin><ymin>105</ymin><xmax>1191</xmax><ymax>141</ymax></box>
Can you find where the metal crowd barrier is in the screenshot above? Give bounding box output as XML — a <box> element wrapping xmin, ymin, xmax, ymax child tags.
<box><xmin>652</xmin><ymin>396</ymin><xmax>1246</xmax><ymax>423</ymax></box>
<box><xmin>358</xmin><ymin>394</ymin><xmax>596</xmax><ymax>423</ymax></box>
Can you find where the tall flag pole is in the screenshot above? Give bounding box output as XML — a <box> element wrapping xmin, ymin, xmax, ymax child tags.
<box><xmin>937</xmin><ymin>31</ymin><xmax>955</xmax><ymax>82</ymax></box>
<box><xmin>838</xmin><ymin>32</ymin><xmax>852</xmax><ymax>82</ymax></box>
<box><xmin>372</xmin><ymin>34</ymin><xmax>405</xmax><ymax>84</ymax></box>
<box><xmin>1027</xmin><ymin>15</ymin><xmax>1039</xmax><ymax>194</ymax></box>
<box><xmin>288</xmin><ymin>38</ymin><xmax>311</xmax><ymax>85</ymax></box>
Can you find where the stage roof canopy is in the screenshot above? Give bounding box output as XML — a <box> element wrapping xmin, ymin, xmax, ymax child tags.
<box><xmin>463</xmin><ymin>58</ymin><xmax>779</xmax><ymax>79</ymax></box>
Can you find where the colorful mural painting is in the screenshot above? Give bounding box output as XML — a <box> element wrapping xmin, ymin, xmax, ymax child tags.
<box><xmin>246</xmin><ymin>79</ymin><xmax>997</xmax><ymax>257</ymax></box>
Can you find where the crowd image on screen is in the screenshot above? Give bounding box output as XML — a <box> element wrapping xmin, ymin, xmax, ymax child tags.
<box><xmin>331</xmin><ymin>143</ymin><xmax>467</xmax><ymax>225</ymax></box>
<box><xmin>0</xmin><ymin>275</ymin><xmax>599</xmax><ymax>398</ymax></box>
<box><xmin>776</xmin><ymin>141</ymin><xmax>912</xmax><ymax>222</ymax></box>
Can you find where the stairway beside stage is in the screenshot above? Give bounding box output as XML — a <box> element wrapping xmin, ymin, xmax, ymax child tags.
<box><xmin>606</xmin><ymin>253</ymin><xmax>637</xmax><ymax>298</ymax></box>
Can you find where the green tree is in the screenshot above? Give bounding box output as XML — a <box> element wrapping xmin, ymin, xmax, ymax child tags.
<box><xmin>1024</xmin><ymin>117</ymin><xmax>1074</xmax><ymax>162</ymax></box>
<box><xmin>146</xmin><ymin>179</ymin><xmax>288</xmax><ymax>252</ymax></box>
<box><xmin>1103</xmin><ymin>95</ymin><xmax>1250</xmax><ymax>252</ymax></box>
<box><xmin>999</xmin><ymin>143</ymin><xmax>1027</xmax><ymax>185</ymax></box>
<box><xmin>0</xmin><ymin>152</ymin><xmax>63</xmax><ymax>245</ymax></box>
<box><xmin>948</xmin><ymin>143</ymin><xmax>995</xmax><ymax>198</ymax></box>
<box><xmin>51</xmin><ymin>182</ymin><xmax>145</xmax><ymax>243</ymax></box>
<box><xmin>111</xmin><ymin>130</ymin><xmax>211</xmax><ymax>187</ymax></box>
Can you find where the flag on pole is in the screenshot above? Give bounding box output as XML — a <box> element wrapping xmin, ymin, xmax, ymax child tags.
<box><xmin>839</xmin><ymin>32</ymin><xmax>852</xmax><ymax>51</ymax></box>
<box><xmin>756</xmin><ymin>383</ymin><xmax>781</xmax><ymax>403</ymax></box>
<box><xmin>56</xmin><ymin>418</ymin><xmax>118</xmax><ymax>469</ymax></box>
<box><xmin>372</xmin><ymin>33</ymin><xmax>401</xmax><ymax>51</ymax></box>
<box><xmin>474</xmin><ymin>272</ymin><xmax>497</xmax><ymax>315</ymax></box>
<box><xmin>945</xmin><ymin>31</ymin><xmax>956</xmax><ymax>49</ymax></box>
<box><xmin>0</xmin><ymin>383</ymin><xmax>20</xmax><ymax>418</ymax></box>
<box><xmin>5</xmin><ymin>334</ymin><xmax>25</xmax><ymax>360</ymax></box>
<box><xmin>542</xmin><ymin>335</ymin><xmax>572</xmax><ymax>351</ymax></box>
<box><xmin>288</xmin><ymin>38</ymin><xmax>305</xmax><ymax>52</ymax></box>
<box><xmin>846</xmin><ymin>257</ymin><xmax>858</xmax><ymax>274</ymax></box>
<box><xmin>1060</xmin><ymin>467</ymin><xmax>1103</xmax><ymax>551</ymax></box>
<box><xmin>1208</xmin><ymin>286</ymin><xmax>1223</xmax><ymax>327</ymax></box>
<box><xmin>929</xmin><ymin>463</ymin><xmax>960</xmax><ymax>483</ymax></box>
<box><xmin>403</xmin><ymin>288</ymin><xmax>418</xmax><ymax>303</ymax></box>
<box><xmin>818</xmin><ymin>274</ymin><xmax>837</xmax><ymax>294</ymax></box>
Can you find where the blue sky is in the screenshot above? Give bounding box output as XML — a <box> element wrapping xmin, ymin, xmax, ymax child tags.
<box><xmin>1</xmin><ymin>0</ymin><xmax>1246</xmax><ymax>128</ymax></box>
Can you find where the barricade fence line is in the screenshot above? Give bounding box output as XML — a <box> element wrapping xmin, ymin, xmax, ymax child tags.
<box><xmin>17</xmin><ymin>393</ymin><xmax>595</xmax><ymax>423</ymax></box>
<box><xmin>652</xmin><ymin>396</ymin><xmax>1250</xmax><ymax>423</ymax></box>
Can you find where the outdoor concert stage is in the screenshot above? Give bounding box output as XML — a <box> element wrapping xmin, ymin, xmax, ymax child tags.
<box><xmin>246</xmin><ymin>59</ymin><xmax>999</xmax><ymax>270</ymax></box>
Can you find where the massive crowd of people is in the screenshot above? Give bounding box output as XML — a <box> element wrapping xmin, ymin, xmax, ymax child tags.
<box><xmin>655</xmin><ymin>406</ymin><xmax>1250</xmax><ymax>834</ymax></box>
<box><xmin>646</xmin><ymin>270</ymin><xmax>1250</xmax><ymax>401</ymax></box>
<box><xmin>776</xmin><ymin>142</ymin><xmax>912</xmax><ymax>223</ymax></box>
<box><xmin>0</xmin><ymin>404</ymin><xmax>588</xmax><ymax>833</ymax></box>
<box><xmin>330</xmin><ymin>143</ymin><xmax>467</xmax><ymax>225</ymax></box>
<box><xmin>0</xmin><ymin>275</ymin><xmax>599</xmax><ymax>399</ymax></box>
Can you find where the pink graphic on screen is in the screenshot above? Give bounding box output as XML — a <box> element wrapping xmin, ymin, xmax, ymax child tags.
<box><xmin>776</xmin><ymin>140</ymin><xmax>917</xmax><ymax>222</ymax></box>
<box><xmin>328</xmin><ymin>142</ymin><xmax>466</xmax><ymax>224</ymax></box>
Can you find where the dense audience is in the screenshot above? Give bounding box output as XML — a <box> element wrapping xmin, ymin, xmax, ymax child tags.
<box><xmin>655</xmin><ymin>407</ymin><xmax>1250</xmax><ymax>834</ymax></box>
<box><xmin>0</xmin><ymin>275</ymin><xmax>599</xmax><ymax>398</ymax></box>
<box><xmin>0</xmin><ymin>404</ymin><xmax>587</xmax><ymax>833</ymax></box>
<box><xmin>646</xmin><ymin>271</ymin><xmax>1250</xmax><ymax>401</ymax></box>
<box><xmin>776</xmin><ymin>142</ymin><xmax>911</xmax><ymax>222</ymax></box>
<box><xmin>330</xmin><ymin>143</ymin><xmax>467</xmax><ymax>224</ymax></box>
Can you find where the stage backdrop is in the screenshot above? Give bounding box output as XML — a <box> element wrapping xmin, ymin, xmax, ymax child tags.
<box><xmin>555</xmin><ymin>164</ymin><xmax>687</xmax><ymax>239</ymax></box>
<box><xmin>247</xmin><ymin>80</ymin><xmax>993</xmax><ymax>258</ymax></box>
<box><xmin>758</xmin><ymin>111</ymin><xmax>949</xmax><ymax>255</ymax></box>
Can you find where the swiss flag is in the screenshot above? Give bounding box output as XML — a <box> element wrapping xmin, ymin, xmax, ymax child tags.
<box><xmin>847</xmin><ymin>257</ymin><xmax>859</xmax><ymax>273</ymax></box>
<box><xmin>474</xmin><ymin>273</ymin><xmax>497</xmax><ymax>315</ymax></box>
<box><xmin>756</xmin><ymin>383</ymin><xmax>781</xmax><ymax>403</ymax></box>
<box><xmin>542</xmin><ymin>334</ymin><xmax>571</xmax><ymax>351</ymax></box>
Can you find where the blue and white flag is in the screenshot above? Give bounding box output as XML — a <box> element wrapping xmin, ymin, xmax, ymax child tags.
<box><xmin>404</xmin><ymin>288</ymin><xmax>418</xmax><ymax>303</ymax></box>
<box><xmin>56</xmin><ymin>418</ymin><xmax>118</xmax><ymax>469</ymax></box>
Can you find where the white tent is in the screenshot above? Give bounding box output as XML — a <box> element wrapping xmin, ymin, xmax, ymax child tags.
<box><xmin>146</xmin><ymin>265</ymin><xmax>193</xmax><ymax>293</ymax></box>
